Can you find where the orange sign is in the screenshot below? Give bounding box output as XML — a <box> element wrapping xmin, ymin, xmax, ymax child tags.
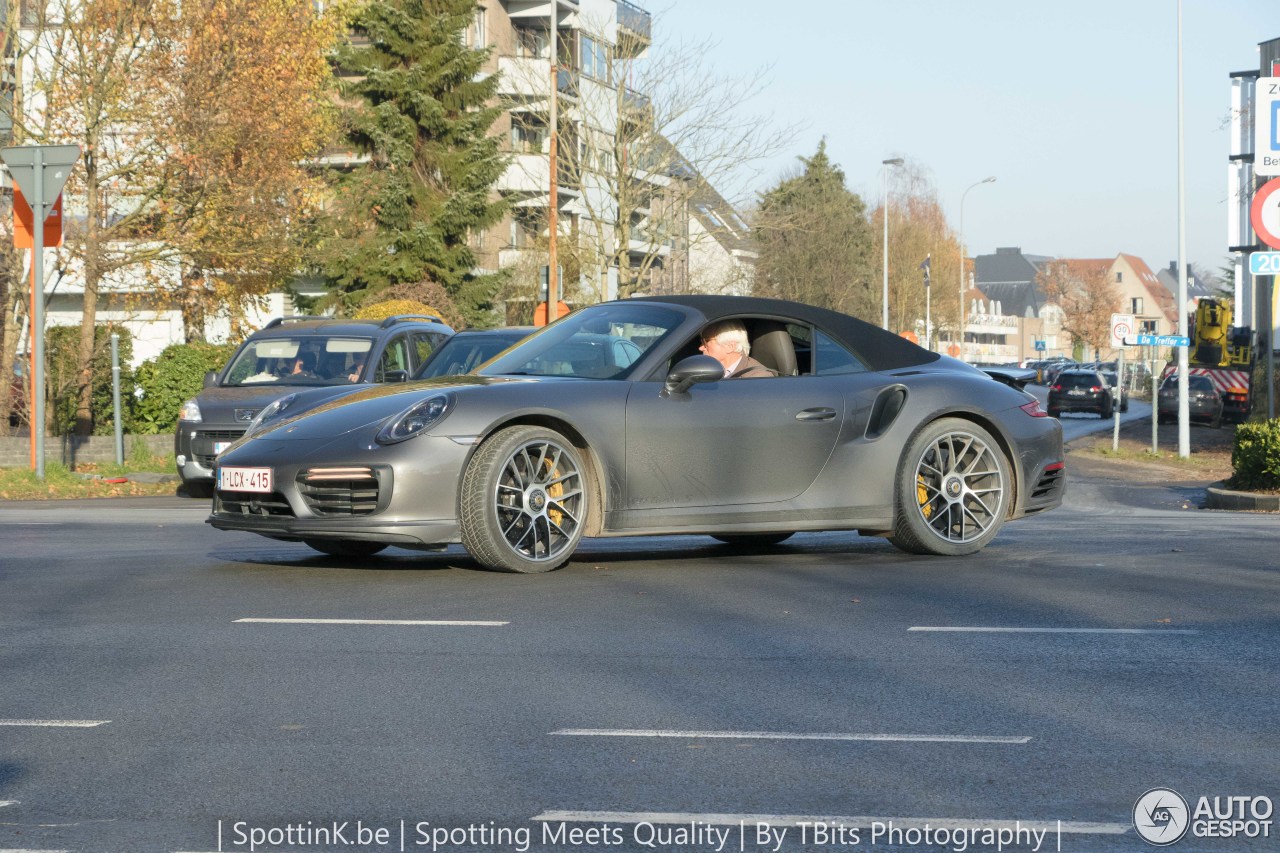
<box><xmin>899</xmin><ymin>330</ymin><xmax>919</xmax><ymax>344</ymax></box>
<box><xmin>534</xmin><ymin>300</ymin><xmax>570</xmax><ymax>326</ymax></box>
<box><xmin>13</xmin><ymin>184</ymin><xmax>64</xmax><ymax>248</ymax></box>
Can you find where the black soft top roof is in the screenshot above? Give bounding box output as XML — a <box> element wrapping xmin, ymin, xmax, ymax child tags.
<box><xmin>632</xmin><ymin>295</ymin><xmax>941</xmax><ymax>372</ymax></box>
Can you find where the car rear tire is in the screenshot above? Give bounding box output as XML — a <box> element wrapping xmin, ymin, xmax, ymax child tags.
<box><xmin>711</xmin><ymin>533</ymin><xmax>794</xmax><ymax>546</ymax></box>
<box><xmin>460</xmin><ymin>425</ymin><xmax>588</xmax><ymax>573</ymax></box>
<box><xmin>889</xmin><ymin>418</ymin><xmax>1011</xmax><ymax>557</ymax></box>
<box><xmin>304</xmin><ymin>539</ymin><xmax>388</xmax><ymax>558</ymax></box>
<box><xmin>1047</xmin><ymin>407</ymin><xmax>1060</xmax><ymax>419</ymax></box>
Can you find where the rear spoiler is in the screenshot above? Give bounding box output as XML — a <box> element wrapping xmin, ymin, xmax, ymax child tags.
<box><xmin>980</xmin><ymin>366</ymin><xmax>1036</xmax><ymax>391</ymax></box>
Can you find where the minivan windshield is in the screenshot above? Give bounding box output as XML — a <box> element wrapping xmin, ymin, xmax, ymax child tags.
<box><xmin>222</xmin><ymin>336</ymin><xmax>375</xmax><ymax>387</ymax></box>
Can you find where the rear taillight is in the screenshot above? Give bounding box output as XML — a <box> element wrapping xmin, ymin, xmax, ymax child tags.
<box><xmin>1050</xmin><ymin>384</ymin><xmax>1061</xmax><ymax>392</ymax></box>
<box><xmin>1089</xmin><ymin>385</ymin><xmax>1102</xmax><ymax>393</ymax></box>
<box><xmin>1020</xmin><ymin>400</ymin><xmax>1048</xmax><ymax>417</ymax></box>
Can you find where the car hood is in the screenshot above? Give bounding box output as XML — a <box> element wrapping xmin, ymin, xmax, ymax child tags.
<box><xmin>249</xmin><ymin>374</ymin><xmax>531</xmax><ymax>441</ymax></box>
<box><xmin>194</xmin><ymin>384</ymin><xmax>316</xmax><ymax>426</ymax></box>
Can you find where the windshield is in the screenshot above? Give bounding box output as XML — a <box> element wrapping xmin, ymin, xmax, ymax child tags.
<box><xmin>480</xmin><ymin>304</ymin><xmax>683</xmax><ymax>379</ymax></box>
<box><xmin>415</xmin><ymin>331</ymin><xmax>532</xmax><ymax>379</ymax></box>
<box><xmin>222</xmin><ymin>336</ymin><xmax>375</xmax><ymax>387</ymax></box>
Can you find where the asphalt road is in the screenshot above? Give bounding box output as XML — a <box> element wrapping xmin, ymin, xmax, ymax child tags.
<box><xmin>1</xmin><ymin>468</ymin><xmax>1277</xmax><ymax>853</ymax></box>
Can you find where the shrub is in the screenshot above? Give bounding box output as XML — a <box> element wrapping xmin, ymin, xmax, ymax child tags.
<box><xmin>46</xmin><ymin>325</ymin><xmax>134</xmax><ymax>436</ymax></box>
<box><xmin>354</xmin><ymin>299</ymin><xmax>443</xmax><ymax>323</ymax></box>
<box><xmin>1228</xmin><ymin>419</ymin><xmax>1280</xmax><ymax>491</ymax></box>
<box><xmin>129</xmin><ymin>341</ymin><xmax>238</xmax><ymax>434</ymax></box>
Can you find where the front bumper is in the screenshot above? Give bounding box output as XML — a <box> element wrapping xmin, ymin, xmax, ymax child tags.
<box><xmin>205</xmin><ymin>433</ymin><xmax>471</xmax><ymax>549</ymax></box>
<box><xmin>175</xmin><ymin>422</ymin><xmax>247</xmax><ymax>483</ymax></box>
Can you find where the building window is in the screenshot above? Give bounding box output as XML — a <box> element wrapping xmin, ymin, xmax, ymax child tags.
<box><xmin>580</xmin><ymin>34</ymin><xmax>610</xmax><ymax>82</ymax></box>
<box><xmin>1140</xmin><ymin>320</ymin><xmax>1157</xmax><ymax>334</ymax></box>
<box><xmin>472</xmin><ymin>8</ymin><xmax>486</xmax><ymax>49</ymax></box>
<box><xmin>516</xmin><ymin>27</ymin><xmax>549</xmax><ymax>59</ymax></box>
<box><xmin>1115</xmin><ymin>272</ymin><xmax>1123</xmax><ymax>283</ymax></box>
<box><xmin>1131</xmin><ymin>297</ymin><xmax>1142</xmax><ymax>314</ymax></box>
<box><xmin>510</xmin><ymin>116</ymin><xmax>548</xmax><ymax>153</ymax></box>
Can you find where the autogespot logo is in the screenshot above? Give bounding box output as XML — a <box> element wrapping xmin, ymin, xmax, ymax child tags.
<box><xmin>1135</xmin><ymin>788</ymin><xmax>1191</xmax><ymax>846</ymax></box>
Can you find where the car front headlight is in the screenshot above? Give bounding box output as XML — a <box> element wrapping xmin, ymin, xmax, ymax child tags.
<box><xmin>376</xmin><ymin>394</ymin><xmax>453</xmax><ymax>445</ymax></box>
<box><xmin>245</xmin><ymin>393</ymin><xmax>299</xmax><ymax>437</ymax></box>
<box><xmin>179</xmin><ymin>398</ymin><xmax>202</xmax><ymax>423</ymax></box>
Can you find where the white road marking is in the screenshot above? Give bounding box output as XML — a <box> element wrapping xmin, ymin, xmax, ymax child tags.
<box><xmin>533</xmin><ymin>810</ymin><xmax>1130</xmax><ymax>835</ymax></box>
<box><xmin>552</xmin><ymin>729</ymin><xmax>1030</xmax><ymax>744</ymax></box>
<box><xmin>909</xmin><ymin>626</ymin><xmax>1198</xmax><ymax>634</ymax></box>
<box><xmin>234</xmin><ymin>618</ymin><xmax>508</xmax><ymax>626</ymax></box>
<box><xmin>0</xmin><ymin>849</ymin><xmax>72</xmax><ymax>853</ymax></box>
<box><xmin>0</xmin><ymin>719</ymin><xmax>109</xmax><ymax>727</ymax></box>
<box><xmin>0</xmin><ymin>800</ymin><xmax>17</xmax><ymax>807</ymax></box>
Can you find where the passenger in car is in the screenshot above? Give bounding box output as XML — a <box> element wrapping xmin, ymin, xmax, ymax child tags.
<box><xmin>699</xmin><ymin>320</ymin><xmax>777</xmax><ymax>379</ymax></box>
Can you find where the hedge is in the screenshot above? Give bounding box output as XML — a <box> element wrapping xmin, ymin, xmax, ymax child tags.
<box><xmin>1228</xmin><ymin>419</ymin><xmax>1280</xmax><ymax>491</ymax></box>
<box><xmin>46</xmin><ymin>325</ymin><xmax>134</xmax><ymax>436</ymax></box>
<box><xmin>128</xmin><ymin>341</ymin><xmax>238</xmax><ymax>434</ymax></box>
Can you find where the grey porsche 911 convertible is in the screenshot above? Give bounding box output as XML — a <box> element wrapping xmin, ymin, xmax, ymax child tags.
<box><xmin>208</xmin><ymin>296</ymin><xmax>1064</xmax><ymax>572</ymax></box>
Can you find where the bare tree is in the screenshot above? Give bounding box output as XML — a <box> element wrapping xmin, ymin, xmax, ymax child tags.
<box><xmin>871</xmin><ymin>161</ymin><xmax>963</xmax><ymax>342</ymax></box>
<box><xmin>1037</xmin><ymin>258</ymin><xmax>1120</xmax><ymax>358</ymax></box>
<box><xmin>8</xmin><ymin>0</ymin><xmax>176</xmax><ymax>435</ymax></box>
<box><xmin>501</xmin><ymin>23</ymin><xmax>786</xmax><ymax>301</ymax></box>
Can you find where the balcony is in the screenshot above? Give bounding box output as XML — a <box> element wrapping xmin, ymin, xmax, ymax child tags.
<box><xmin>616</xmin><ymin>0</ymin><xmax>652</xmax><ymax>55</ymax></box>
<box><xmin>496</xmin><ymin>58</ymin><xmax>579</xmax><ymax>100</ymax></box>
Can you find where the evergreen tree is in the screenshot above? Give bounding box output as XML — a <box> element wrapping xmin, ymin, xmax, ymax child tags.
<box><xmin>751</xmin><ymin>141</ymin><xmax>876</xmax><ymax>319</ymax></box>
<box><xmin>320</xmin><ymin>0</ymin><xmax>507</xmax><ymax>325</ymax></box>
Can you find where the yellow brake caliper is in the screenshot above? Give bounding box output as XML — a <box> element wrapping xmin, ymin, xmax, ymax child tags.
<box><xmin>917</xmin><ymin>474</ymin><xmax>933</xmax><ymax>519</ymax></box>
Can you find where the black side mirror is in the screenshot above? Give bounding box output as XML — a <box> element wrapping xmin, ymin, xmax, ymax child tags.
<box><xmin>384</xmin><ymin>369</ymin><xmax>410</xmax><ymax>383</ymax></box>
<box><xmin>203</xmin><ymin>370</ymin><xmax>218</xmax><ymax>388</ymax></box>
<box><xmin>664</xmin><ymin>355</ymin><xmax>723</xmax><ymax>395</ymax></box>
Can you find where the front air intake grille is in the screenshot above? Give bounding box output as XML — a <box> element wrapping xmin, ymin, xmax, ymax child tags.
<box><xmin>297</xmin><ymin>467</ymin><xmax>381</xmax><ymax>516</ymax></box>
<box><xmin>194</xmin><ymin>428</ymin><xmax>246</xmax><ymax>468</ymax></box>
<box><xmin>216</xmin><ymin>491</ymin><xmax>294</xmax><ymax>517</ymax></box>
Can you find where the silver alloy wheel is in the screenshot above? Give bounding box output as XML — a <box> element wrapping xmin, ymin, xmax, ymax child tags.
<box><xmin>911</xmin><ymin>429</ymin><xmax>1005</xmax><ymax>544</ymax></box>
<box><xmin>493</xmin><ymin>438</ymin><xmax>584</xmax><ymax>564</ymax></box>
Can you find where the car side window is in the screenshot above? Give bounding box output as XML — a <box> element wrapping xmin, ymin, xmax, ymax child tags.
<box><xmin>411</xmin><ymin>331</ymin><xmax>448</xmax><ymax>370</ymax></box>
<box><xmin>812</xmin><ymin>329</ymin><xmax>867</xmax><ymax>375</ymax></box>
<box><xmin>375</xmin><ymin>336</ymin><xmax>412</xmax><ymax>381</ymax></box>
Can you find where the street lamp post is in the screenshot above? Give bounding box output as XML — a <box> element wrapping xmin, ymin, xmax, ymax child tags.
<box><xmin>958</xmin><ymin>175</ymin><xmax>996</xmax><ymax>362</ymax></box>
<box><xmin>881</xmin><ymin>158</ymin><xmax>904</xmax><ymax>330</ymax></box>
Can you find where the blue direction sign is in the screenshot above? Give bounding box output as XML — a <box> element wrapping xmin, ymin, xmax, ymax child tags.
<box><xmin>1249</xmin><ymin>251</ymin><xmax>1280</xmax><ymax>275</ymax></box>
<box><xmin>1131</xmin><ymin>334</ymin><xmax>1190</xmax><ymax>347</ymax></box>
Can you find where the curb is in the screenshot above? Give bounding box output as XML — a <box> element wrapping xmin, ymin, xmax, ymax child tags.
<box><xmin>1205</xmin><ymin>482</ymin><xmax>1280</xmax><ymax>511</ymax></box>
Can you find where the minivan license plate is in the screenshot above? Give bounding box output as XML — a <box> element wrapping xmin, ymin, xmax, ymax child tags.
<box><xmin>219</xmin><ymin>467</ymin><xmax>273</xmax><ymax>493</ymax></box>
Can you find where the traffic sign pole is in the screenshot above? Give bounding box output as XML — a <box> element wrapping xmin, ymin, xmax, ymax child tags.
<box><xmin>1</xmin><ymin>144</ymin><xmax>80</xmax><ymax>478</ymax></box>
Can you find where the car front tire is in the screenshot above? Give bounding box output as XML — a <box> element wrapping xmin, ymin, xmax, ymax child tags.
<box><xmin>889</xmin><ymin>418</ymin><xmax>1011</xmax><ymax>557</ymax></box>
<box><xmin>460</xmin><ymin>425</ymin><xmax>589</xmax><ymax>573</ymax></box>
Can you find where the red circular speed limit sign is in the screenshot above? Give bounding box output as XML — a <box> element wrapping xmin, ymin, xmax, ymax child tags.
<box><xmin>1251</xmin><ymin>177</ymin><xmax>1280</xmax><ymax>249</ymax></box>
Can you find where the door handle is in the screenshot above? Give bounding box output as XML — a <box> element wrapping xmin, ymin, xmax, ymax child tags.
<box><xmin>795</xmin><ymin>407</ymin><xmax>837</xmax><ymax>421</ymax></box>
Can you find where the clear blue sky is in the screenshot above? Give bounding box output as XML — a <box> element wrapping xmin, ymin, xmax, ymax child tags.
<box><xmin>650</xmin><ymin>0</ymin><xmax>1273</xmax><ymax>277</ymax></box>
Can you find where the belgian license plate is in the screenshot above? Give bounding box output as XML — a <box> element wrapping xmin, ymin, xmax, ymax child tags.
<box><xmin>1068</xmin><ymin>389</ymin><xmax>1084</xmax><ymax>396</ymax></box>
<box><xmin>219</xmin><ymin>467</ymin><xmax>273</xmax><ymax>493</ymax></box>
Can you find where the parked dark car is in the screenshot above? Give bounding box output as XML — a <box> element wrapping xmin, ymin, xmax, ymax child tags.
<box><xmin>1158</xmin><ymin>374</ymin><xmax>1223</xmax><ymax>428</ymax></box>
<box><xmin>1041</xmin><ymin>358</ymin><xmax>1078</xmax><ymax>385</ymax></box>
<box><xmin>208</xmin><ymin>295</ymin><xmax>1065</xmax><ymax>571</ymax></box>
<box><xmin>414</xmin><ymin>327</ymin><xmax>536</xmax><ymax>379</ymax></box>
<box><xmin>175</xmin><ymin>314</ymin><xmax>453</xmax><ymax>496</ymax></box>
<box><xmin>1047</xmin><ymin>369</ymin><xmax>1114</xmax><ymax>418</ymax></box>
<box><xmin>1099</xmin><ymin>370</ymin><xmax>1129</xmax><ymax>413</ymax></box>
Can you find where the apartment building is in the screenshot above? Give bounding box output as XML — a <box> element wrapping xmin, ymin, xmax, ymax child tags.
<box><xmin>473</xmin><ymin>0</ymin><xmax>752</xmax><ymax>312</ymax></box>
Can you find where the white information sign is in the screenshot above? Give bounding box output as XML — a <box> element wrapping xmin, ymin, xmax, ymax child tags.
<box><xmin>1257</xmin><ymin>77</ymin><xmax>1280</xmax><ymax>177</ymax></box>
<box><xmin>1110</xmin><ymin>313</ymin><xmax>1135</xmax><ymax>348</ymax></box>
